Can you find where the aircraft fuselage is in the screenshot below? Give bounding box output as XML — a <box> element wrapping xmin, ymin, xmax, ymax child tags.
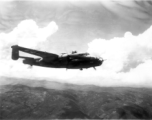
<box><xmin>11</xmin><ymin>45</ymin><xmax>103</xmax><ymax>70</ymax></box>
<box><xmin>23</xmin><ymin>56</ymin><xmax>102</xmax><ymax>69</ymax></box>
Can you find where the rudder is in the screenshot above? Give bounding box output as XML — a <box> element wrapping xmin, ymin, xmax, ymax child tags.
<box><xmin>11</xmin><ymin>45</ymin><xmax>19</xmax><ymax>60</ymax></box>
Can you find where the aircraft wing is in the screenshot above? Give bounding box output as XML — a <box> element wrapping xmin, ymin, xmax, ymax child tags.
<box><xmin>11</xmin><ymin>45</ymin><xmax>59</xmax><ymax>59</ymax></box>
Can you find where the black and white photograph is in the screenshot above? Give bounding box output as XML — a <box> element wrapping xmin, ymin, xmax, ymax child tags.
<box><xmin>0</xmin><ymin>0</ymin><xmax>152</xmax><ymax>119</ymax></box>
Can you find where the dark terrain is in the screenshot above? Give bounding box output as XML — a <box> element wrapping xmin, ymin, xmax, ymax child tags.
<box><xmin>0</xmin><ymin>77</ymin><xmax>152</xmax><ymax>119</ymax></box>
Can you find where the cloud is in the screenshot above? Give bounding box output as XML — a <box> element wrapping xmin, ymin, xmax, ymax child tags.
<box><xmin>0</xmin><ymin>19</ymin><xmax>58</xmax><ymax>77</ymax></box>
<box><xmin>120</xmin><ymin>60</ymin><xmax>152</xmax><ymax>87</ymax></box>
<box><xmin>100</xmin><ymin>0</ymin><xmax>152</xmax><ymax>23</ymax></box>
<box><xmin>87</xmin><ymin>25</ymin><xmax>152</xmax><ymax>87</ymax></box>
<box><xmin>0</xmin><ymin>19</ymin><xmax>58</xmax><ymax>50</ymax></box>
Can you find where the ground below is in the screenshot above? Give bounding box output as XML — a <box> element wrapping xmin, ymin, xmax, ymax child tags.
<box><xmin>0</xmin><ymin>77</ymin><xmax>152</xmax><ymax>119</ymax></box>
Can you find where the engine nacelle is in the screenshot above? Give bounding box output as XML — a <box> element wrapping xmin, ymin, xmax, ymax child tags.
<box><xmin>23</xmin><ymin>58</ymin><xmax>35</xmax><ymax>65</ymax></box>
<box><xmin>11</xmin><ymin>45</ymin><xmax>19</xmax><ymax>60</ymax></box>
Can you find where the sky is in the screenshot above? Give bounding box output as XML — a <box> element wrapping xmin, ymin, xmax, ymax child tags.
<box><xmin>0</xmin><ymin>0</ymin><xmax>152</xmax><ymax>87</ymax></box>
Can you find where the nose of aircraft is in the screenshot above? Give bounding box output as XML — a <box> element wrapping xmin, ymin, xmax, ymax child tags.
<box><xmin>98</xmin><ymin>59</ymin><xmax>104</xmax><ymax>65</ymax></box>
<box><xmin>93</xmin><ymin>57</ymin><xmax>104</xmax><ymax>66</ymax></box>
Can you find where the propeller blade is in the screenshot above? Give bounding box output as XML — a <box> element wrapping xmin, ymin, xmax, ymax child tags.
<box><xmin>27</xmin><ymin>65</ymin><xmax>33</xmax><ymax>69</ymax></box>
<box><xmin>93</xmin><ymin>67</ymin><xmax>96</xmax><ymax>70</ymax></box>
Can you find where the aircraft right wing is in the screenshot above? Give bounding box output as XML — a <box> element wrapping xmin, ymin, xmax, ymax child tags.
<box><xmin>11</xmin><ymin>45</ymin><xmax>59</xmax><ymax>59</ymax></box>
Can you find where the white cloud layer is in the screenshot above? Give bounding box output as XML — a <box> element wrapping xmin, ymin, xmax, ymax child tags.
<box><xmin>0</xmin><ymin>19</ymin><xmax>58</xmax><ymax>78</ymax></box>
<box><xmin>87</xmin><ymin>25</ymin><xmax>152</xmax><ymax>87</ymax></box>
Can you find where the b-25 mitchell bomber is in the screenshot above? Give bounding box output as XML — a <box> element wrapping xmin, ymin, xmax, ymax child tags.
<box><xmin>11</xmin><ymin>45</ymin><xmax>104</xmax><ymax>70</ymax></box>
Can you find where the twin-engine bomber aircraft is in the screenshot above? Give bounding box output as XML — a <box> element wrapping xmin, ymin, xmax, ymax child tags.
<box><xmin>11</xmin><ymin>45</ymin><xmax>104</xmax><ymax>70</ymax></box>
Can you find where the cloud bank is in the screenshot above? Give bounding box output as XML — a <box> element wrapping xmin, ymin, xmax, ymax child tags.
<box><xmin>87</xmin><ymin>25</ymin><xmax>152</xmax><ymax>87</ymax></box>
<box><xmin>0</xmin><ymin>19</ymin><xmax>58</xmax><ymax>79</ymax></box>
<box><xmin>0</xmin><ymin>18</ymin><xmax>152</xmax><ymax>88</ymax></box>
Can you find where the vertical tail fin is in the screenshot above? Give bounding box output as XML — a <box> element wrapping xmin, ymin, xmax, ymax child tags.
<box><xmin>11</xmin><ymin>45</ymin><xmax>19</xmax><ymax>60</ymax></box>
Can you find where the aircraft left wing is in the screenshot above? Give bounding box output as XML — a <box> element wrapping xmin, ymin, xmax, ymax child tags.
<box><xmin>11</xmin><ymin>45</ymin><xmax>59</xmax><ymax>59</ymax></box>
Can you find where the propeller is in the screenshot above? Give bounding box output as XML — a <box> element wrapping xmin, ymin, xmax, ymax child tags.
<box><xmin>27</xmin><ymin>65</ymin><xmax>33</xmax><ymax>69</ymax></box>
<box><xmin>95</xmin><ymin>56</ymin><xmax>103</xmax><ymax>60</ymax></box>
<box><xmin>94</xmin><ymin>54</ymin><xmax>106</xmax><ymax>62</ymax></box>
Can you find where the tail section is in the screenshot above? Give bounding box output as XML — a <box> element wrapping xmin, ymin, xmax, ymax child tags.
<box><xmin>11</xmin><ymin>45</ymin><xmax>19</xmax><ymax>60</ymax></box>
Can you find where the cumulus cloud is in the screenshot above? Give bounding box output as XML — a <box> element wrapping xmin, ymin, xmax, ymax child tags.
<box><xmin>0</xmin><ymin>19</ymin><xmax>58</xmax><ymax>56</ymax></box>
<box><xmin>0</xmin><ymin>19</ymin><xmax>58</xmax><ymax>76</ymax></box>
<box><xmin>87</xmin><ymin>25</ymin><xmax>152</xmax><ymax>87</ymax></box>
